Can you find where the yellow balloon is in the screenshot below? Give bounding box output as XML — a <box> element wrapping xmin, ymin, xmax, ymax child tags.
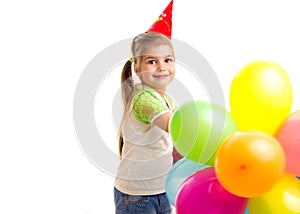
<box><xmin>230</xmin><ymin>61</ymin><xmax>293</xmax><ymax>135</ymax></box>
<box><xmin>248</xmin><ymin>174</ymin><xmax>300</xmax><ymax>214</ymax></box>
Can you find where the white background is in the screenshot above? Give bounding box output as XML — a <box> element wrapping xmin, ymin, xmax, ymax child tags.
<box><xmin>1</xmin><ymin>0</ymin><xmax>300</xmax><ymax>213</ymax></box>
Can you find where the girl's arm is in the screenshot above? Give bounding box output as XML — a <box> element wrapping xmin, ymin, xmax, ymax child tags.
<box><xmin>153</xmin><ymin>110</ymin><xmax>183</xmax><ymax>164</ymax></box>
<box><xmin>153</xmin><ymin>112</ymin><xmax>171</xmax><ymax>132</ymax></box>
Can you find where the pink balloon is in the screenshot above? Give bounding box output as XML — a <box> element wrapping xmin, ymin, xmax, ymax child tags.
<box><xmin>175</xmin><ymin>167</ymin><xmax>248</xmax><ymax>214</ymax></box>
<box><xmin>275</xmin><ymin>110</ymin><xmax>300</xmax><ymax>175</ymax></box>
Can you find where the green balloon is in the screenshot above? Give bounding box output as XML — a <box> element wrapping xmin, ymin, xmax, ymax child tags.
<box><xmin>169</xmin><ymin>100</ymin><xmax>237</xmax><ymax>166</ymax></box>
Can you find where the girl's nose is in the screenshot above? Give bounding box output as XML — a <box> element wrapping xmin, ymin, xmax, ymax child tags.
<box><xmin>157</xmin><ymin>61</ymin><xmax>166</xmax><ymax>72</ymax></box>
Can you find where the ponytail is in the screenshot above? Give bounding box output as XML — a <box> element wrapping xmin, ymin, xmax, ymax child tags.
<box><xmin>121</xmin><ymin>60</ymin><xmax>135</xmax><ymax>108</ymax></box>
<box><xmin>118</xmin><ymin>59</ymin><xmax>135</xmax><ymax>158</ymax></box>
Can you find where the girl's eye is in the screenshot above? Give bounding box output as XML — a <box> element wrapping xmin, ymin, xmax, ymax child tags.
<box><xmin>165</xmin><ymin>58</ymin><xmax>173</xmax><ymax>63</ymax></box>
<box><xmin>147</xmin><ymin>60</ymin><xmax>156</xmax><ymax>64</ymax></box>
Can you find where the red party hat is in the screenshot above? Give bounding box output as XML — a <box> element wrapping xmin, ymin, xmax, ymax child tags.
<box><xmin>147</xmin><ymin>0</ymin><xmax>173</xmax><ymax>39</ymax></box>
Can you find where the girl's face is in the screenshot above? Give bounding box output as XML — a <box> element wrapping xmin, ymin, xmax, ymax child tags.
<box><xmin>134</xmin><ymin>44</ymin><xmax>175</xmax><ymax>93</ymax></box>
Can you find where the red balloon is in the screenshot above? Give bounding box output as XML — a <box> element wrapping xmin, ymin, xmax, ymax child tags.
<box><xmin>275</xmin><ymin>110</ymin><xmax>300</xmax><ymax>175</ymax></box>
<box><xmin>175</xmin><ymin>167</ymin><xmax>248</xmax><ymax>214</ymax></box>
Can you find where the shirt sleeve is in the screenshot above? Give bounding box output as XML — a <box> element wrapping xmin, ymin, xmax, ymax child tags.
<box><xmin>132</xmin><ymin>90</ymin><xmax>169</xmax><ymax>124</ymax></box>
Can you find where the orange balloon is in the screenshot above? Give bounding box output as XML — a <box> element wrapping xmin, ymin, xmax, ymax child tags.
<box><xmin>215</xmin><ymin>131</ymin><xmax>285</xmax><ymax>198</ymax></box>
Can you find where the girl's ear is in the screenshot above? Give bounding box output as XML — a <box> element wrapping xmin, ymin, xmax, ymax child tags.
<box><xmin>134</xmin><ymin>64</ymin><xmax>140</xmax><ymax>77</ymax></box>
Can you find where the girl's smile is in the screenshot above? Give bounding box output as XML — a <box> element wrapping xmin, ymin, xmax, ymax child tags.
<box><xmin>153</xmin><ymin>74</ymin><xmax>170</xmax><ymax>79</ymax></box>
<box><xmin>134</xmin><ymin>44</ymin><xmax>175</xmax><ymax>94</ymax></box>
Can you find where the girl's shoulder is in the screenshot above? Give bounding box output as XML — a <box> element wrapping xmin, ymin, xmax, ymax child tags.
<box><xmin>133</xmin><ymin>84</ymin><xmax>164</xmax><ymax>105</ymax></box>
<box><xmin>132</xmin><ymin>84</ymin><xmax>169</xmax><ymax>124</ymax></box>
<box><xmin>135</xmin><ymin>84</ymin><xmax>159</xmax><ymax>96</ymax></box>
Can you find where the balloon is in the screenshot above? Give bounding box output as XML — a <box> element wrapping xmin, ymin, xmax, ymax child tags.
<box><xmin>175</xmin><ymin>167</ymin><xmax>248</xmax><ymax>214</ymax></box>
<box><xmin>244</xmin><ymin>206</ymin><xmax>249</xmax><ymax>214</ymax></box>
<box><xmin>165</xmin><ymin>158</ymin><xmax>208</xmax><ymax>205</ymax></box>
<box><xmin>275</xmin><ymin>110</ymin><xmax>300</xmax><ymax>175</ymax></box>
<box><xmin>248</xmin><ymin>173</ymin><xmax>300</xmax><ymax>213</ymax></box>
<box><xmin>169</xmin><ymin>100</ymin><xmax>237</xmax><ymax>165</ymax></box>
<box><xmin>230</xmin><ymin>61</ymin><xmax>293</xmax><ymax>135</ymax></box>
<box><xmin>215</xmin><ymin>131</ymin><xmax>285</xmax><ymax>198</ymax></box>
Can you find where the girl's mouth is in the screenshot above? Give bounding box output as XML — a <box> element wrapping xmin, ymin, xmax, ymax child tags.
<box><xmin>153</xmin><ymin>74</ymin><xmax>169</xmax><ymax>79</ymax></box>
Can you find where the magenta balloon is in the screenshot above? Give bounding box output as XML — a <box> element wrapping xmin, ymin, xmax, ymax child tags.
<box><xmin>175</xmin><ymin>167</ymin><xmax>248</xmax><ymax>214</ymax></box>
<box><xmin>275</xmin><ymin>110</ymin><xmax>300</xmax><ymax>175</ymax></box>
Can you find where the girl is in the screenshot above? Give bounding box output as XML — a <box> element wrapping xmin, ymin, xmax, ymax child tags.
<box><xmin>114</xmin><ymin>32</ymin><xmax>177</xmax><ymax>214</ymax></box>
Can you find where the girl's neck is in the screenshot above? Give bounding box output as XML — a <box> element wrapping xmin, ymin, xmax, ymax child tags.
<box><xmin>157</xmin><ymin>90</ymin><xmax>166</xmax><ymax>98</ymax></box>
<box><xmin>142</xmin><ymin>83</ymin><xmax>166</xmax><ymax>98</ymax></box>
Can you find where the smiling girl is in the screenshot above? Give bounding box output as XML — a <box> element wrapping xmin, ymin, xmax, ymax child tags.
<box><xmin>114</xmin><ymin>32</ymin><xmax>177</xmax><ymax>214</ymax></box>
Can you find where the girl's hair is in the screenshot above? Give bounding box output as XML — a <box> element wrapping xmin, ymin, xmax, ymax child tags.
<box><xmin>118</xmin><ymin>32</ymin><xmax>174</xmax><ymax>157</ymax></box>
<box><xmin>118</xmin><ymin>60</ymin><xmax>134</xmax><ymax>157</ymax></box>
